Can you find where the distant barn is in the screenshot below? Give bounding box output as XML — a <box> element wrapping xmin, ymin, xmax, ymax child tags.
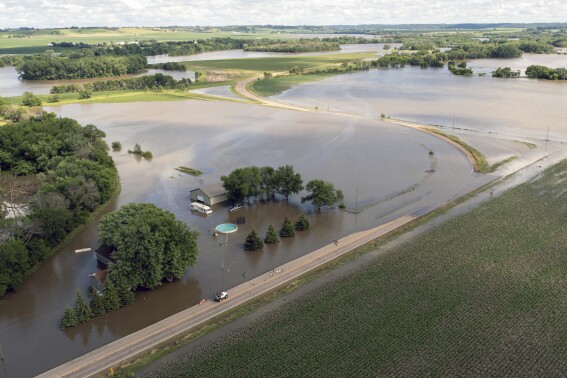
<box><xmin>189</xmin><ymin>182</ymin><xmax>228</xmax><ymax>206</ymax></box>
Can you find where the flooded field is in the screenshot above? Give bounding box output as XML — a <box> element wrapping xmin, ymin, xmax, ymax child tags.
<box><xmin>274</xmin><ymin>55</ymin><xmax>567</xmax><ymax>142</ymax></box>
<box><xmin>0</xmin><ymin>67</ymin><xmax>194</xmax><ymax>97</ymax></box>
<box><xmin>0</xmin><ymin>99</ymin><xmax>485</xmax><ymax>377</ymax></box>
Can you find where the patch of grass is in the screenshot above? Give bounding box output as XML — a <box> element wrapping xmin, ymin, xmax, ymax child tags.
<box><xmin>250</xmin><ymin>73</ymin><xmax>340</xmax><ymax>97</ymax></box>
<box><xmin>489</xmin><ymin>155</ymin><xmax>517</xmax><ymax>172</ymax></box>
<box><xmin>146</xmin><ymin>159</ymin><xmax>567</xmax><ymax>377</ymax></box>
<box><xmin>175</xmin><ymin>167</ymin><xmax>202</xmax><ymax>176</ymax></box>
<box><xmin>513</xmin><ymin>140</ymin><xmax>537</xmax><ymax>150</ymax></box>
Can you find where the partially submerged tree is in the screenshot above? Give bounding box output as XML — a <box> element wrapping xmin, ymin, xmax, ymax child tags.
<box><xmin>264</xmin><ymin>224</ymin><xmax>279</xmax><ymax>244</ymax></box>
<box><xmin>89</xmin><ymin>286</ymin><xmax>106</xmax><ymax>316</ymax></box>
<box><xmin>301</xmin><ymin>180</ymin><xmax>343</xmax><ymax>210</ymax></box>
<box><xmin>245</xmin><ymin>229</ymin><xmax>264</xmax><ymax>251</ymax></box>
<box><xmin>74</xmin><ymin>290</ymin><xmax>93</xmax><ymax>323</ymax></box>
<box><xmin>99</xmin><ymin>203</ymin><xmax>199</xmax><ymax>290</ymax></box>
<box><xmin>103</xmin><ymin>278</ymin><xmax>120</xmax><ymax>312</ymax></box>
<box><xmin>60</xmin><ymin>306</ymin><xmax>78</xmax><ymax>329</ymax></box>
<box><xmin>274</xmin><ymin>165</ymin><xmax>303</xmax><ymax>201</ymax></box>
<box><xmin>280</xmin><ymin>217</ymin><xmax>295</xmax><ymax>238</ymax></box>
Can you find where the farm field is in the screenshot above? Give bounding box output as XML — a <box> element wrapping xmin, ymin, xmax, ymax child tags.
<box><xmin>184</xmin><ymin>52</ymin><xmax>375</xmax><ymax>74</ymax></box>
<box><xmin>0</xmin><ymin>27</ymin><xmax>279</xmax><ymax>54</ymax></box>
<box><xmin>146</xmin><ymin>160</ymin><xmax>567</xmax><ymax>377</ymax></box>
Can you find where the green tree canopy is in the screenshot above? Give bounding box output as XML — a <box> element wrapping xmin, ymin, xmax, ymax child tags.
<box><xmin>274</xmin><ymin>165</ymin><xmax>303</xmax><ymax>201</ymax></box>
<box><xmin>98</xmin><ymin>203</ymin><xmax>199</xmax><ymax>290</ymax></box>
<box><xmin>74</xmin><ymin>289</ymin><xmax>93</xmax><ymax>323</ymax></box>
<box><xmin>60</xmin><ymin>306</ymin><xmax>78</xmax><ymax>329</ymax></box>
<box><xmin>301</xmin><ymin>179</ymin><xmax>343</xmax><ymax>210</ymax></box>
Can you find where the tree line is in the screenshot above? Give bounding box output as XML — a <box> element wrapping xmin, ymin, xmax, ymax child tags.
<box><xmin>245</xmin><ymin>214</ymin><xmax>310</xmax><ymax>251</ymax></box>
<box><xmin>50</xmin><ymin>73</ymin><xmax>192</xmax><ymax>93</ymax></box>
<box><xmin>17</xmin><ymin>54</ymin><xmax>147</xmax><ymax>80</ymax></box>
<box><xmin>0</xmin><ymin>113</ymin><xmax>119</xmax><ymax>298</ymax></box>
<box><xmin>243</xmin><ymin>39</ymin><xmax>340</xmax><ymax>53</ymax></box>
<box><xmin>221</xmin><ymin>165</ymin><xmax>343</xmax><ymax>210</ymax></box>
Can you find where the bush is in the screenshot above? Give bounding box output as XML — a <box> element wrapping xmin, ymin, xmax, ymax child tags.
<box><xmin>295</xmin><ymin>214</ymin><xmax>310</xmax><ymax>231</ymax></box>
<box><xmin>111</xmin><ymin>141</ymin><xmax>122</xmax><ymax>151</ymax></box>
<box><xmin>141</xmin><ymin>151</ymin><xmax>153</xmax><ymax>159</ymax></box>
<box><xmin>21</xmin><ymin>91</ymin><xmax>42</xmax><ymax>107</ymax></box>
<box><xmin>78</xmin><ymin>90</ymin><xmax>92</xmax><ymax>99</ymax></box>
<box><xmin>47</xmin><ymin>94</ymin><xmax>59</xmax><ymax>103</ymax></box>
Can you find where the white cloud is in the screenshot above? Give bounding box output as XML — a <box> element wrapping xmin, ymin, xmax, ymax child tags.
<box><xmin>1</xmin><ymin>0</ymin><xmax>566</xmax><ymax>28</ymax></box>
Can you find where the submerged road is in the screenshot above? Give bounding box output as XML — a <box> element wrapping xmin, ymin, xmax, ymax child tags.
<box><xmin>39</xmin><ymin>215</ymin><xmax>415</xmax><ymax>377</ymax></box>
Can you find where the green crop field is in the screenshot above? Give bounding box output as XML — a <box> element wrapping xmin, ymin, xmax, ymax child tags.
<box><xmin>147</xmin><ymin>160</ymin><xmax>567</xmax><ymax>377</ymax></box>
<box><xmin>0</xmin><ymin>27</ymin><xmax>280</xmax><ymax>54</ymax></box>
<box><xmin>184</xmin><ymin>52</ymin><xmax>376</xmax><ymax>73</ymax></box>
<box><xmin>251</xmin><ymin>73</ymin><xmax>341</xmax><ymax>97</ymax></box>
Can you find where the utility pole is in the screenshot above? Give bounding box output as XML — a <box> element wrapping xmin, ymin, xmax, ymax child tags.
<box><xmin>355</xmin><ymin>188</ymin><xmax>359</xmax><ymax>211</ymax></box>
<box><xmin>546</xmin><ymin>125</ymin><xmax>550</xmax><ymax>141</ymax></box>
<box><xmin>452</xmin><ymin>114</ymin><xmax>455</xmax><ymax>134</ymax></box>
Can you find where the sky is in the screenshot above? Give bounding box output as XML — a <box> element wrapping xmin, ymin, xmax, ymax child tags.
<box><xmin>0</xmin><ymin>0</ymin><xmax>565</xmax><ymax>28</ymax></box>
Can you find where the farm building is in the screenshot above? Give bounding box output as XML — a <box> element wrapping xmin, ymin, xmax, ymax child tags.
<box><xmin>189</xmin><ymin>182</ymin><xmax>228</xmax><ymax>206</ymax></box>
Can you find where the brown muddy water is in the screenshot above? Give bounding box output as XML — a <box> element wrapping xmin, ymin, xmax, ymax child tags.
<box><xmin>0</xmin><ymin>98</ymin><xmax>486</xmax><ymax>377</ymax></box>
<box><xmin>273</xmin><ymin>55</ymin><xmax>567</xmax><ymax>142</ymax></box>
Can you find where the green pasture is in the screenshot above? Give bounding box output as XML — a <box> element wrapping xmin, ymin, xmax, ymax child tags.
<box><xmin>147</xmin><ymin>160</ymin><xmax>567</xmax><ymax>377</ymax></box>
<box><xmin>250</xmin><ymin>73</ymin><xmax>341</xmax><ymax>97</ymax></box>
<box><xmin>184</xmin><ymin>52</ymin><xmax>376</xmax><ymax>73</ymax></box>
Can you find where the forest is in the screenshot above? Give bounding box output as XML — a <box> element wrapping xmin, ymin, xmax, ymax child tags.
<box><xmin>0</xmin><ymin>113</ymin><xmax>119</xmax><ymax>297</ymax></box>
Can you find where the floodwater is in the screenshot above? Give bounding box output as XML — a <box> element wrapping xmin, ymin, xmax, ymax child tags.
<box><xmin>1</xmin><ymin>43</ymin><xmax>394</xmax><ymax>97</ymax></box>
<box><xmin>0</xmin><ymin>67</ymin><xmax>195</xmax><ymax>97</ymax></box>
<box><xmin>274</xmin><ymin>55</ymin><xmax>567</xmax><ymax>142</ymax></box>
<box><xmin>2</xmin><ymin>53</ymin><xmax>565</xmax><ymax>377</ymax></box>
<box><xmin>146</xmin><ymin>43</ymin><xmax>396</xmax><ymax>64</ymax></box>
<box><xmin>0</xmin><ymin>99</ymin><xmax>485</xmax><ymax>377</ymax></box>
<box><xmin>190</xmin><ymin>85</ymin><xmax>242</xmax><ymax>100</ymax></box>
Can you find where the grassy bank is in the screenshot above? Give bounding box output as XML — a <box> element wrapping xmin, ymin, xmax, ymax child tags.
<box><xmin>146</xmin><ymin>160</ymin><xmax>567</xmax><ymax>377</ymax></box>
<box><xmin>184</xmin><ymin>52</ymin><xmax>375</xmax><ymax>73</ymax></box>
<box><xmin>250</xmin><ymin>72</ymin><xmax>340</xmax><ymax>97</ymax></box>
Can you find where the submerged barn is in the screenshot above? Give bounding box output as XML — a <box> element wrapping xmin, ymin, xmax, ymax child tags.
<box><xmin>189</xmin><ymin>182</ymin><xmax>228</xmax><ymax>206</ymax></box>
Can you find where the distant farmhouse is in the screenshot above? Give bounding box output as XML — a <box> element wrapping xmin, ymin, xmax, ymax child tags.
<box><xmin>189</xmin><ymin>182</ymin><xmax>228</xmax><ymax>206</ymax></box>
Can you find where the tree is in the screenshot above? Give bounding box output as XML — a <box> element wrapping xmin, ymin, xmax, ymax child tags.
<box><xmin>301</xmin><ymin>179</ymin><xmax>343</xmax><ymax>210</ymax></box>
<box><xmin>21</xmin><ymin>92</ymin><xmax>41</xmax><ymax>107</ymax></box>
<box><xmin>295</xmin><ymin>214</ymin><xmax>310</xmax><ymax>231</ymax></box>
<box><xmin>99</xmin><ymin>203</ymin><xmax>199</xmax><ymax>290</ymax></box>
<box><xmin>89</xmin><ymin>286</ymin><xmax>106</xmax><ymax>316</ymax></box>
<box><xmin>114</xmin><ymin>276</ymin><xmax>135</xmax><ymax>306</ymax></box>
<box><xmin>280</xmin><ymin>217</ymin><xmax>295</xmax><ymax>237</ymax></box>
<box><xmin>60</xmin><ymin>306</ymin><xmax>79</xmax><ymax>329</ymax></box>
<box><xmin>264</xmin><ymin>224</ymin><xmax>279</xmax><ymax>244</ymax></box>
<box><xmin>244</xmin><ymin>229</ymin><xmax>264</xmax><ymax>251</ymax></box>
<box><xmin>48</xmin><ymin>94</ymin><xmax>59</xmax><ymax>103</ymax></box>
<box><xmin>259</xmin><ymin>166</ymin><xmax>276</xmax><ymax>199</ymax></box>
<box><xmin>274</xmin><ymin>165</ymin><xmax>303</xmax><ymax>201</ymax></box>
<box><xmin>221</xmin><ymin>166</ymin><xmax>262</xmax><ymax>205</ymax></box>
<box><xmin>111</xmin><ymin>141</ymin><xmax>122</xmax><ymax>151</ymax></box>
<box><xmin>103</xmin><ymin>278</ymin><xmax>120</xmax><ymax>311</ymax></box>
<box><xmin>74</xmin><ymin>289</ymin><xmax>93</xmax><ymax>323</ymax></box>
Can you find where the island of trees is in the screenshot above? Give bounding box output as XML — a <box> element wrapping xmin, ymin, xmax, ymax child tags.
<box><xmin>0</xmin><ymin>113</ymin><xmax>119</xmax><ymax>298</ymax></box>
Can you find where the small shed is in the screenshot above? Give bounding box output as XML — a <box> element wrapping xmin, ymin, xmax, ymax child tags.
<box><xmin>95</xmin><ymin>245</ymin><xmax>116</xmax><ymax>267</ymax></box>
<box><xmin>190</xmin><ymin>182</ymin><xmax>228</xmax><ymax>206</ymax></box>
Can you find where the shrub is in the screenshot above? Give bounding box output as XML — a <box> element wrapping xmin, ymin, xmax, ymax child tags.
<box><xmin>47</xmin><ymin>94</ymin><xmax>59</xmax><ymax>103</ymax></box>
<box><xmin>111</xmin><ymin>141</ymin><xmax>122</xmax><ymax>151</ymax></box>
<box><xmin>21</xmin><ymin>92</ymin><xmax>42</xmax><ymax>107</ymax></box>
<box><xmin>295</xmin><ymin>214</ymin><xmax>310</xmax><ymax>231</ymax></box>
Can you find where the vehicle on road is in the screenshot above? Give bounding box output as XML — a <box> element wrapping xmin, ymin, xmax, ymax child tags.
<box><xmin>214</xmin><ymin>291</ymin><xmax>228</xmax><ymax>302</ymax></box>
